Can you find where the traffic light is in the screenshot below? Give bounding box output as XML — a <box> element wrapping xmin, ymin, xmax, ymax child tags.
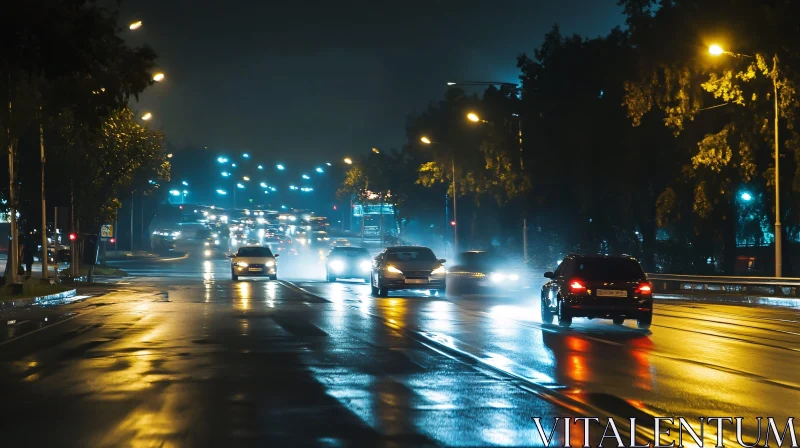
<box><xmin>110</xmin><ymin>238</ymin><xmax>116</xmax><ymax>244</ymax></box>
<box><xmin>333</xmin><ymin>205</ymin><xmax>338</xmax><ymax>211</ymax></box>
<box><xmin>68</xmin><ymin>233</ymin><xmax>77</xmax><ymax>241</ymax></box>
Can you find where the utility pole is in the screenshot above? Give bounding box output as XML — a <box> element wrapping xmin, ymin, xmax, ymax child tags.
<box><xmin>773</xmin><ymin>54</ymin><xmax>782</xmax><ymax>277</ymax></box>
<box><xmin>452</xmin><ymin>156</ymin><xmax>458</xmax><ymax>254</ymax></box>
<box><xmin>7</xmin><ymin>83</ymin><xmax>18</xmax><ymax>284</ymax></box>
<box><xmin>130</xmin><ymin>192</ymin><xmax>135</xmax><ymax>252</ymax></box>
<box><xmin>39</xmin><ymin>109</ymin><xmax>48</xmax><ymax>280</ymax></box>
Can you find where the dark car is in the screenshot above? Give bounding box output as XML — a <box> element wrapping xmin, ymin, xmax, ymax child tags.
<box><xmin>447</xmin><ymin>251</ymin><xmax>523</xmax><ymax>294</ymax></box>
<box><xmin>541</xmin><ymin>254</ymin><xmax>653</xmax><ymax>329</ymax></box>
<box><xmin>371</xmin><ymin>246</ymin><xmax>446</xmax><ymax>297</ymax></box>
<box><xmin>326</xmin><ymin>246</ymin><xmax>372</xmax><ymax>282</ymax></box>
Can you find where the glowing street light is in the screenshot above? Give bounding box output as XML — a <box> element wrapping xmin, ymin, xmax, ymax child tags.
<box><xmin>242</xmin><ymin>176</ymin><xmax>250</xmax><ymax>181</ymax></box>
<box><xmin>236</xmin><ymin>183</ymin><xmax>245</xmax><ymax>189</ymax></box>
<box><xmin>166</xmin><ymin>153</ymin><xmax>173</xmax><ymax>158</ymax></box>
<box><xmin>181</xmin><ymin>181</ymin><xmax>189</xmax><ymax>186</ymax></box>
<box><xmin>141</xmin><ymin>112</ymin><xmax>152</xmax><ymax>121</ymax></box>
<box><xmin>153</xmin><ymin>72</ymin><xmax>165</xmax><ymax>82</ymax></box>
<box><xmin>302</xmin><ymin>174</ymin><xmax>310</xmax><ymax>180</ymax></box>
<box><xmin>326</xmin><ymin>162</ymin><xmax>332</xmax><ymax>166</ymax></box>
<box><xmin>467</xmin><ymin>112</ymin><xmax>481</xmax><ymax>122</ymax></box>
<box><xmin>316</xmin><ymin>167</ymin><xmax>324</xmax><ymax>173</ymax></box>
<box><xmin>276</xmin><ymin>164</ymin><xmax>285</xmax><ymax>170</ymax></box>
<box><xmin>709</xmin><ymin>44</ymin><xmax>724</xmax><ymax>56</ymax></box>
<box><xmin>169</xmin><ymin>189</ymin><xmax>181</xmax><ymax>196</ymax></box>
<box><xmin>269</xmin><ymin>186</ymin><xmax>277</xmax><ymax>192</ymax></box>
<box><xmin>372</xmin><ymin>147</ymin><xmax>380</xmax><ymax>154</ymax></box>
<box><xmin>260</xmin><ymin>182</ymin><xmax>267</xmax><ymax>188</ymax></box>
<box><xmin>741</xmin><ymin>192</ymin><xmax>753</xmax><ymax>201</ymax></box>
<box><xmin>258</xmin><ymin>165</ymin><xmax>263</xmax><ymax>170</ymax></box>
<box><xmin>217</xmin><ymin>156</ymin><xmax>228</xmax><ymax>163</ymax></box>
<box><xmin>129</xmin><ymin>20</ymin><xmax>143</xmax><ymax>30</ymax></box>
<box><xmin>216</xmin><ymin>189</ymin><xmax>227</xmax><ymax>195</ymax></box>
<box><xmin>343</xmin><ymin>157</ymin><xmax>353</xmax><ymax>164</ymax></box>
<box><xmin>231</xmin><ymin>163</ymin><xmax>237</xmax><ymax>168</ymax></box>
<box><xmin>242</xmin><ymin>153</ymin><xmax>250</xmax><ymax>158</ymax></box>
<box><xmin>420</xmin><ymin>136</ymin><xmax>431</xmax><ymax>145</ymax></box>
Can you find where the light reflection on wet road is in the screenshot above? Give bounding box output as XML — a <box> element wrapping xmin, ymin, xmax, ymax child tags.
<box><xmin>1</xmin><ymin>251</ymin><xmax>799</xmax><ymax>446</ymax></box>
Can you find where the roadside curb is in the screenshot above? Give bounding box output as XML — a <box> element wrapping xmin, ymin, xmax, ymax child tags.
<box><xmin>0</xmin><ymin>289</ymin><xmax>77</xmax><ymax>310</ymax></box>
<box><xmin>654</xmin><ymin>293</ymin><xmax>800</xmax><ymax>308</ymax></box>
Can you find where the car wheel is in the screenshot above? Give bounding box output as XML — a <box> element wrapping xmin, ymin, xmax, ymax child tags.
<box><xmin>612</xmin><ymin>317</ymin><xmax>625</xmax><ymax>325</ymax></box>
<box><xmin>231</xmin><ymin>270</ymin><xmax>239</xmax><ymax>281</ymax></box>
<box><xmin>557</xmin><ymin>300</ymin><xmax>572</xmax><ymax>328</ymax></box>
<box><xmin>541</xmin><ymin>297</ymin><xmax>555</xmax><ymax>324</ymax></box>
<box><xmin>637</xmin><ymin>313</ymin><xmax>652</xmax><ymax>330</ymax></box>
<box><xmin>378</xmin><ymin>278</ymin><xmax>389</xmax><ymax>297</ymax></box>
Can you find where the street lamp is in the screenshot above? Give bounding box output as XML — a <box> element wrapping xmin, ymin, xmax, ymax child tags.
<box><xmin>182</xmin><ymin>181</ymin><xmax>189</xmax><ymax>186</ymax></box>
<box><xmin>372</xmin><ymin>147</ymin><xmax>380</xmax><ymax>154</ymax></box>
<box><xmin>710</xmin><ymin>43</ymin><xmax>782</xmax><ymax>276</ymax></box>
<box><xmin>242</xmin><ymin>153</ymin><xmax>250</xmax><ymax>158</ymax></box>
<box><xmin>221</xmin><ymin>172</ymin><xmax>230</xmax><ymax>177</ymax></box>
<box><xmin>258</xmin><ymin>165</ymin><xmax>263</xmax><ymax>170</ymax></box>
<box><xmin>466</xmin><ymin>112</ymin><xmax>481</xmax><ymax>122</ymax></box>
<box><xmin>237</xmin><ymin>183</ymin><xmax>245</xmax><ymax>189</ymax></box>
<box><xmin>302</xmin><ymin>174</ymin><xmax>310</xmax><ymax>180</ymax></box>
<box><xmin>276</xmin><ymin>164</ymin><xmax>285</xmax><ymax>170</ymax></box>
<box><xmin>421</xmin><ymin>136</ymin><xmax>458</xmax><ymax>254</ymax></box>
<box><xmin>741</xmin><ymin>192</ymin><xmax>753</xmax><ymax>201</ymax></box>
<box><xmin>216</xmin><ymin>189</ymin><xmax>227</xmax><ymax>195</ymax></box>
<box><xmin>129</xmin><ymin>20</ymin><xmax>143</xmax><ymax>30</ymax></box>
<box><xmin>343</xmin><ymin>157</ymin><xmax>353</xmax><ymax>165</ymax></box>
<box><xmin>316</xmin><ymin>167</ymin><xmax>324</xmax><ymax>173</ymax></box>
<box><xmin>141</xmin><ymin>112</ymin><xmax>152</xmax><ymax>121</ymax></box>
<box><xmin>217</xmin><ymin>156</ymin><xmax>228</xmax><ymax>164</ymax></box>
<box><xmin>243</xmin><ymin>176</ymin><xmax>250</xmax><ymax>181</ymax></box>
<box><xmin>153</xmin><ymin>72</ymin><xmax>165</xmax><ymax>82</ymax></box>
<box><xmin>260</xmin><ymin>182</ymin><xmax>267</xmax><ymax>188</ymax></box>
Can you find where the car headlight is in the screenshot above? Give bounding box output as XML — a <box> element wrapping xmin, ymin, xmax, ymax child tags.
<box><xmin>360</xmin><ymin>260</ymin><xmax>371</xmax><ymax>271</ymax></box>
<box><xmin>508</xmin><ymin>273</ymin><xmax>520</xmax><ymax>281</ymax></box>
<box><xmin>329</xmin><ymin>259</ymin><xmax>345</xmax><ymax>272</ymax></box>
<box><xmin>386</xmin><ymin>265</ymin><xmax>403</xmax><ymax>274</ymax></box>
<box><xmin>431</xmin><ymin>265</ymin><xmax>446</xmax><ymax>275</ymax></box>
<box><xmin>204</xmin><ymin>241</ymin><xmax>210</xmax><ymax>246</ymax></box>
<box><xmin>265</xmin><ymin>260</ymin><xmax>275</xmax><ymax>267</ymax></box>
<box><xmin>490</xmin><ymin>272</ymin><xmax>506</xmax><ymax>283</ymax></box>
<box><xmin>204</xmin><ymin>250</ymin><xmax>212</xmax><ymax>256</ymax></box>
<box><xmin>235</xmin><ymin>261</ymin><xmax>249</xmax><ymax>268</ymax></box>
<box><xmin>214</xmin><ymin>240</ymin><xmax>220</xmax><ymax>245</ymax></box>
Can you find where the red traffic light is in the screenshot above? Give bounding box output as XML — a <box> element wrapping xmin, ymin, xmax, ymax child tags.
<box><xmin>450</xmin><ymin>221</ymin><xmax>456</xmax><ymax>226</ymax></box>
<box><xmin>68</xmin><ymin>233</ymin><xmax>77</xmax><ymax>241</ymax></box>
<box><xmin>179</xmin><ymin>205</ymin><xmax>184</xmax><ymax>210</ymax></box>
<box><xmin>333</xmin><ymin>205</ymin><xmax>338</xmax><ymax>210</ymax></box>
<box><xmin>110</xmin><ymin>238</ymin><xmax>116</xmax><ymax>244</ymax></box>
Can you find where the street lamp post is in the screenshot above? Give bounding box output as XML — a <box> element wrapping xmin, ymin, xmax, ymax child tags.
<box><xmin>709</xmin><ymin>45</ymin><xmax>782</xmax><ymax>276</ymax></box>
<box><xmin>421</xmin><ymin>136</ymin><xmax>458</xmax><ymax>254</ymax></box>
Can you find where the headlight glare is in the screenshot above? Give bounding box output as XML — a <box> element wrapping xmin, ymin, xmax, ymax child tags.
<box><xmin>490</xmin><ymin>272</ymin><xmax>506</xmax><ymax>283</ymax></box>
<box><xmin>265</xmin><ymin>260</ymin><xmax>275</xmax><ymax>267</ymax></box>
<box><xmin>329</xmin><ymin>259</ymin><xmax>345</xmax><ymax>272</ymax></box>
<box><xmin>431</xmin><ymin>265</ymin><xmax>446</xmax><ymax>275</ymax></box>
<box><xmin>236</xmin><ymin>261</ymin><xmax>249</xmax><ymax>268</ymax></box>
<box><xmin>386</xmin><ymin>265</ymin><xmax>403</xmax><ymax>274</ymax></box>
<box><xmin>360</xmin><ymin>260</ymin><xmax>371</xmax><ymax>271</ymax></box>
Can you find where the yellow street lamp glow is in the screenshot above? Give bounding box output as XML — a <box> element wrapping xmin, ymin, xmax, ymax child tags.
<box><xmin>467</xmin><ymin>112</ymin><xmax>480</xmax><ymax>122</ymax></box>
<box><xmin>709</xmin><ymin>44</ymin><xmax>724</xmax><ymax>56</ymax></box>
<box><xmin>141</xmin><ymin>112</ymin><xmax>152</xmax><ymax>121</ymax></box>
<box><xmin>129</xmin><ymin>20</ymin><xmax>143</xmax><ymax>30</ymax></box>
<box><xmin>420</xmin><ymin>136</ymin><xmax>432</xmax><ymax>145</ymax></box>
<box><xmin>153</xmin><ymin>72</ymin><xmax>165</xmax><ymax>82</ymax></box>
<box><xmin>166</xmin><ymin>153</ymin><xmax>173</xmax><ymax>158</ymax></box>
<box><xmin>372</xmin><ymin>147</ymin><xmax>380</xmax><ymax>154</ymax></box>
<box><xmin>343</xmin><ymin>158</ymin><xmax>353</xmax><ymax>165</ymax></box>
<box><xmin>243</xmin><ymin>176</ymin><xmax>250</xmax><ymax>181</ymax></box>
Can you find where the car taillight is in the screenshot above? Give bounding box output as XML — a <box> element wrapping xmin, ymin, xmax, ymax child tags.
<box><xmin>636</xmin><ymin>282</ymin><xmax>652</xmax><ymax>295</ymax></box>
<box><xmin>569</xmin><ymin>279</ymin><xmax>586</xmax><ymax>294</ymax></box>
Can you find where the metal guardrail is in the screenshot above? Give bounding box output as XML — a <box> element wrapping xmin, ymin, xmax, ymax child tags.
<box><xmin>647</xmin><ymin>273</ymin><xmax>800</xmax><ymax>297</ymax></box>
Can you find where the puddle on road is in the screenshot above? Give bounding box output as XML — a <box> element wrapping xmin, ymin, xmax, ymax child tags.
<box><xmin>2</xmin><ymin>311</ymin><xmax>78</xmax><ymax>343</ymax></box>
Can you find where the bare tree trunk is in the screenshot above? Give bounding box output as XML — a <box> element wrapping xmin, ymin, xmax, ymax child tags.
<box><xmin>7</xmin><ymin>88</ymin><xmax>18</xmax><ymax>284</ymax></box>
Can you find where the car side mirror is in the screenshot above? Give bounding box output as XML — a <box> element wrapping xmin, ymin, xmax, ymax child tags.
<box><xmin>544</xmin><ymin>271</ymin><xmax>554</xmax><ymax>278</ymax></box>
<box><xmin>274</xmin><ymin>254</ymin><xmax>280</xmax><ymax>258</ymax></box>
<box><xmin>438</xmin><ymin>259</ymin><xmax>447</xmax><ymax>264</ymax></box>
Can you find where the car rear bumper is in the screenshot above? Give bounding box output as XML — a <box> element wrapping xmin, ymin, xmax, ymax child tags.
<box><xmin>563</xmin><ymin>296</ymin><xmax>652</xmax><ymax>318</ymax></box>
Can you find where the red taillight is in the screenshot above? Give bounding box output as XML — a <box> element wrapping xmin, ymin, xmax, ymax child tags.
<box><xmin>636</xmin><ymin>282</ymin><xmax>652</xmax><ymax>295</ymax></box>
<box><xmin>569</xmin><ymin>279</ymin><xmax>586</xmax><ymax>294</ymax></box>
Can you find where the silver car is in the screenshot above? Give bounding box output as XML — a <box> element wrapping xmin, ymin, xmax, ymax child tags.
<box><xmin>370</xmin><ymin>246</ymin><xmax>446</xmax><ymax>297</ymax></box>
<box><xmin>230</xmin><ymin>246</ymin><xmax>279</xmax><ymax>281</ymax></box>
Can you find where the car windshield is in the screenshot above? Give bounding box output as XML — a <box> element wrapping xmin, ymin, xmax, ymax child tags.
<box><xmin>571</xmin><ymin>258</ymin><xmax>645</xmax><ymax>281</ymax></box>
<box><xmin>331</xmin><ymin>247</ymin><xmax>369</xmax><ymax>257</ymax></box>
<box><xmin>237</xmin><ymin>247</ymin><xmax>273</xmax><ymax>257</ymax></box>
<box><xmin>386</xmin><ymin>248</ymin><xmax>437</xmax><ymax>262</ymax></box>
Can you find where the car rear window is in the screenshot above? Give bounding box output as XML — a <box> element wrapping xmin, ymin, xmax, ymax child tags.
<box><xmin>571</xmin><ymin>258</ymin><xmax>644</xmax><ymax>281</ymax></box>
<box><xmin>237</xmin><ymin>247</ymin><xmax>273</xmax><ymax>257</ymax></box>
<box><xmin>332</xmin><ymin>247</ymin><xmax>369</xmax><ymax>257</ymax></box>
<box><xmin>386</xmin><ymin>248</ymin><xmax>437</xmax><ymax>262</ymax></box>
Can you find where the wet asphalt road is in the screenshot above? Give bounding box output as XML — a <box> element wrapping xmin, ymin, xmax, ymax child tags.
<box><xmin>1</xmin><ymin>250</ymin><xmax>799</xmax><ymax>446</ymax></box>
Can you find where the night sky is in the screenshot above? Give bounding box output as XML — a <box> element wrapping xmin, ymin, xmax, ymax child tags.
<box><xmin>123</xmin><ymin>0</ymin><xmax>623</xmax><ymax>163</ymax></box>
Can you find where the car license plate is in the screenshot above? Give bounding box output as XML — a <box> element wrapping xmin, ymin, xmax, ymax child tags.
<box><xmin>248</xmin><ymin>268</ymin><xmax>262</xmax><ymax>272</ymax></box>
<box><xmin>596</xmin><ymin>289</ymin><xmax>627</xmax><ymax>298</ymax></box>
<box><xmin>405</xmin><ymin>278</ymin><xmax>428</xmax><ymax>285</ymax></box>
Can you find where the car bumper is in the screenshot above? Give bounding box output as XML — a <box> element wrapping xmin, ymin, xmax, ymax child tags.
<box><xmin>383</xmin><ymin>278</ymin><xmax>446</xmax><ymax>290</ymax></box>
<box><xmin>233</xmin><ymin>266</ymin><xmax>276</xmax><ymax>276</ymax></box>
<box><xmin>563</xmin><ymin>296</ymin><xmax>652</xmax><ymax>318</ymax></box>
